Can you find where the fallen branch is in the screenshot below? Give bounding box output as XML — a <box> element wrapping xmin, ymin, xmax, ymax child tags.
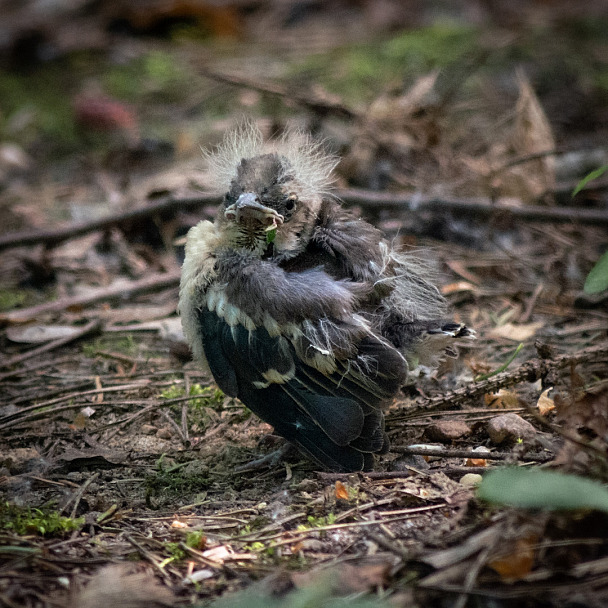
<box><xmin>0</xmin><ymin>270</ymin><xmax>181</xmax><ymax>324</ymax></box>
<box><xmin>389</xmin><ymin>341</ymin><xmax>608</xmax><ymax>420</ymax></box>
<box><xmin>2</xmin><ymin>190</ymin><xmax>606</xmax><ymax>254</ymax></box>
<box><xmin>340</xmin><ymin>189</ymin><xmax>608</xmax><ymax>225</ymax></box>
<box><xmin>0</xmin><ymin>193</ymin><xmax>216</xmax><ymax>252</ymax></box>
<box><xmin>390</xmin><ymin>446</ymin><xmax>552</xmax><ymax>463</ymax></box>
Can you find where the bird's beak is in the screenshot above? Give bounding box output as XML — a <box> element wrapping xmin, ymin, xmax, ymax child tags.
<box><xmin>225</xmin><ymin>193</ymin><xmax>284</xmax><ymax>231</ymax></box>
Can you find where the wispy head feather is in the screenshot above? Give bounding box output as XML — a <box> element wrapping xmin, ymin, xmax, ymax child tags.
<box><xmin>203</xmin><ymin>120</ymin><xmax>338</xmax><ymax>199</ymax></box>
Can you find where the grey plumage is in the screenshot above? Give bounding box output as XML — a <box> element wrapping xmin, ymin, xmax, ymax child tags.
<box><xmin>179</xmin><ymin>122</ymin><xmax>474</xmax><ymax>472</ymax></box>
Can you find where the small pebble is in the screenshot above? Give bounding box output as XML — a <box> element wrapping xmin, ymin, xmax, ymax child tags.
<box><xmin>460</xmin><ymin>473</ymin><xmax>483</xmax><ymax>487</ymax></box>
<box><xmin>156</xmin><ymin>427</ymin><xmax>173</xmax><ymax>439</ymax></box>
<box><xmin>487</xmin><ymin>413</ymin><xmax>536</xmax><ymax>444</ymax></box>
<box><xmin>425</xmin><ymin>420</ymin><xmax>471</xmax><ymax>442</ymax></box>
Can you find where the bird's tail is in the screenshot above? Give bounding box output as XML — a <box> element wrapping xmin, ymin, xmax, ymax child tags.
<box><xmin>382</xmin><ymin>318</ymin><xmax>476</xmax><ymax>370</ymax></box>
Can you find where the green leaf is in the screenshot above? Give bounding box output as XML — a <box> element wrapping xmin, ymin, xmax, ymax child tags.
<box><xmin>572</xmin><ymin>165</ymin><xmax>608</xmax><ymax>197</ymax></box>
<box><xmin>266</xmin><ymin>228</ymin><xmax>277</xmax><ymax>244</ymax></box>
<box><xmin>584</xmin><ymin>250</ymin><xmax>608</xmax><ymax>294</ymax></box>
<box><xmin>478</xmin><ymin>468</ymin><xmax>608</xmax><ymax>513</ymax></box>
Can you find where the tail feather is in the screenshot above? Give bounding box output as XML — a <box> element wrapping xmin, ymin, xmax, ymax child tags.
<box><xmin>198</xmin><ymin>307</ymin><xmax>399</xmax><ymax>472</ymax></box>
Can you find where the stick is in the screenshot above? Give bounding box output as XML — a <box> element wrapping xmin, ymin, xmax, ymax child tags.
<box><xmin>0</xmin><ymin>270</ymin><xmax>181</xmax><ymax>324</ymax></box>
<box><xmin>198</xmin><ymin>68</ymin><xmax>357</xmax><ymax>120</ymax></box>
<box><xmin>2</xmin><ymin>190</ymin><xmax>606</xmax><ymax>254</ymax></box>
<box><xmin>390</xmin><ymin>446</ymin><xmax>552</xmax><ymax>462</ymax></box>
<box><xmin>389</xmin><ymin>341</ymin><xmax>608</xmax><ymax>420</ymax></box>
<box><xmin>0</xmin><ymin>194</ymin><xmax>217</xmax><ymax>252</ymax></box>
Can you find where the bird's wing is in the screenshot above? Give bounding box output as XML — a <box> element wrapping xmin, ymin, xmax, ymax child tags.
<box><xmin>197</xmin><ymin>307</ymin><xmax>406</xmax><ymax>472</ymax></box>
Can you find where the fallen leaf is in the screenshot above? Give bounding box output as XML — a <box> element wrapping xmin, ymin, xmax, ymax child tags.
<box><xmin>537</xmin><ymin>388</ymin><xmax>555</xmax><ymax>415</ymax></box>
<box><xmin>7</xmin><ymin>324</ymin><xmax>83</xmax><ymax>343</ymax></box>
<box><xmin>555</xmin><ymin>390</ymin><xmax>608</xmax><ymax>437</ymax></box>
<box><xmin>465</xmin><ymin>458</ymin><xmax>487</xmax><ymax>467</ymax></box>
<box><xmin>70</xmin><ymin>564</ymin><xmax>174</xmax><ymax>608</ymax></box>
<box><xmin>335</xmin><ymin>480</ymin><xmax>349</xmax><ymax>500</ymax></box>
<box><xmin>202</xmin><ymin>545</ymin><xmax>232</xmax><ymax>564</ymax></box>
<box><xmin>70</xmin><ymin>412</ymin><xmax>88</xmax><ymax>430</ymax></box>
<box><xmin>490</xmin><ymin>322</ymin><xmax>544</xmax><ymax>341</ymax></box>
<box><xmin>488</xmin><ymin>534</ymin><xmax>538</xmax><ymax>581</ymax></box>
<box><xmin>485</xmin><ymin>389</ymin><xmax>521</xmax><ymax>409</ymax></box>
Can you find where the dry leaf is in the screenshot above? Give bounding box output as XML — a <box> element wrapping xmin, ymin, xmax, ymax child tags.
<box><xmin>335</xmin><ymin>480</ymin><xmax>349</xmax><ymax>500</ymax></box>
<box><xmin>485</xmin><ymin>389</ymin><xmax>521</xmax><ymax>409</ymax></box>
<box><xmin>70</xmin><ymin>564</ymin><xmax>174</xmax><ymax>608</ymax></box>
<box><xmin>488</xmin><ymin>534</ymin><xmax>538</xmax><ymax>581</ymax></box>
<box><xmin>202</xmin><ymin>545</ymin><xmax>232</xmax><ymax>564</ymax></box>
<box><xmin>537</xmin><ymin>388</ymin><xmax>555</xmax><ymax>415</ymax></box>
<box><xmin>555</xmin><ymin>390</ymin><xmax>608</xmax><ymax>437</ymax></box>
<box><xmin>291</xmin><ymin>560</ymin><xmax>392</xmax><ymax>594</ymax></box>
<box><xmin>465</xmin><ymin>458</ymin><xmax>487</xmax><ymax>467</ymax></box>
<box><xmin>490</xmin><ymin>321</ymin><xmax>543</xmax><ymax>341</ymax></box>
<box><xmin>70</xmin><ymin>412</ymin><xmax>88</xmax><ymax>430</ymax></box>
<box><xmin>7</xmin><ymin>324</ymin><xmax>83</xmax><ymax>343</ymax></box>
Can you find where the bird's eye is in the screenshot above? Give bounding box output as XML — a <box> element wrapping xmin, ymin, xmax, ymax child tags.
<box><xmin>285</xmin><ymin>194</ymin><xmax>297</xmax><ymax>211</ymax></box>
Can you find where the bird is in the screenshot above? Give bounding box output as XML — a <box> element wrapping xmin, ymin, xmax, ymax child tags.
<box><xmin>178</xmin><ymin>122</ymin><xmax>474</xmax><ymax>472</ymax></box>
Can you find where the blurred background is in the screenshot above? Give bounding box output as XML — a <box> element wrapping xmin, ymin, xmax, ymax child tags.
<box><xmin>1</xmin><ymin>0</ymin><xmax>607</xmax><ymax>224</ymax></box>
<box><xmin>2</xmin><ymin>5</ymin><xmax>608</xmax><ymax>607</ymax></box>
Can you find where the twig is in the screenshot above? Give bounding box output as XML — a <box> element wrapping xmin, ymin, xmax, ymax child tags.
<box><xmin>389</xmin><ymin>341</ymin><xmax>608</xmax><ymax>420</ymax></box>
<box><xmin>160</xmin><ymin>409</ymin><xmax>190</xmax><ymax>447</ymax></box>
<box><xmin>0</xmin><ymin>355</ymin><xmax>74</xmax><ymax>382</ymax></box>
<box><xmin>454</xmin><ymin>545</ymin><xmax>492</xmax><ymax>608</ymax></box>
<box><xmin>0</xmin><ymin>270</ymin><xmax>181</xmax><ymax>324</ymax></box>
<box><xmin>391</xmin><ymin>446</ymin><xmax>552</xmax><ymax>463</ymax></box>
<box><xmin>0</xmin><ymin>320</ymin><xmax>102</xmax><ymax>368</ymax></box>
<box><xmin>198</xmin><ymin>68</ymin><xmax>357</xmax><ymax>120</ymax></box>
<box><xmin>316</xmin><ymin>471</ymin><xmax>415</xmax><ymax>481</ymax></box>
<box><xmin>0</xmin><ymin>193</ymin><xmax>216</xmax><ymax>252</ymax></box>
<box><xmin>0</xmin><ymin>382</ymin><xmax>150</xmax><ymax>430</ymax></box>
<box><xmin>62</xmin><ymin>472</ymin><xmax>100</xmax><ymax>519</ymax></box>
<box><xmin>339</xmin><ymin>189</ymin><xmax>608</xmax><ymax>225</ymax></box>
<box><xmin>124</xmin><ymin>534</ymin><xmax>174</xmax><ymax>583</ymax></box>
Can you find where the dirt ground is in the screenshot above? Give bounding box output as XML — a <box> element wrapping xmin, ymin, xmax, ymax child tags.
<box><xmin>1</xmin><ymin>2</ymin><xmax>608</xmax><ymax>607</ymax></box>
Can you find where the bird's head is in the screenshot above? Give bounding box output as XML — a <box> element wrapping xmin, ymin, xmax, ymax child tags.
<box><xmin>205</xmin><ymin>122</ymin><xmax>337</xmax><ymax>259</ymax></box>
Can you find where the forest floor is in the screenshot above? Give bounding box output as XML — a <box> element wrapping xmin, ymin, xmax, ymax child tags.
<box><xmin>1</xmin><ymin>2</ymin><xmax>608</xmax><ymax>607</ymax></box>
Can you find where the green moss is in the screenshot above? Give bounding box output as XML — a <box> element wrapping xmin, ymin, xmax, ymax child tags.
<box><xmin>164</xmin><ymin>541</ymin><xmax>188</xmax><ymax>561</ymax></box>
<box><xmin>0</xmin><ymin>65</ymin><xmax>78</xmax><ymax>149</ymax></box>
<box><xmin>0</xmin><ymin>289</ymin><xmax>27</xmax><ymax>311</ymax></box>
<box><xmin>161</xmin><ymin>382</ymin><xmax>223</xmax><ymax>408</ymax></box>
<box><xmin>185</xmin><ymin>529</ymin><xmax>206</xmax><ymax>549</ymax></box>
<box><xmin>161</xmin><ymin>382</ymin><xmax>225</xmax><ymax>430</ymax></box>
<box><xmin>0</xmin><ymin>502</ymin><xmax>83</xmax><ymax>536</ymax></box>
<box><xmin>103</xmin><ymin>49</ymin><xmax>195</xmax><ymax>103</ymax></box>
<box><xmin>291</xmin><ymin>22</ymin><xmax>479</xmax><ymax>104</ymax></box>
<box><xmin>296</xmin><ymin>512</ymin><xmax>337</xmax><ymax>531</ymax></box>
<box><xmin>145</xmin><ymin>456</ymin><xmax>210</xmax><ymax>507</ymax></box>
<box><xmin>82</xmin><ymin>335</ymin><xmax>137</xmax><ymax>358</ymax></box>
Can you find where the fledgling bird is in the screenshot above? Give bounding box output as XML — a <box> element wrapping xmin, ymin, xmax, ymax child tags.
<box><xmin>179</xmin><ymin>123</ymin><xmax>473</xmax><ymax>472</ymax></box>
